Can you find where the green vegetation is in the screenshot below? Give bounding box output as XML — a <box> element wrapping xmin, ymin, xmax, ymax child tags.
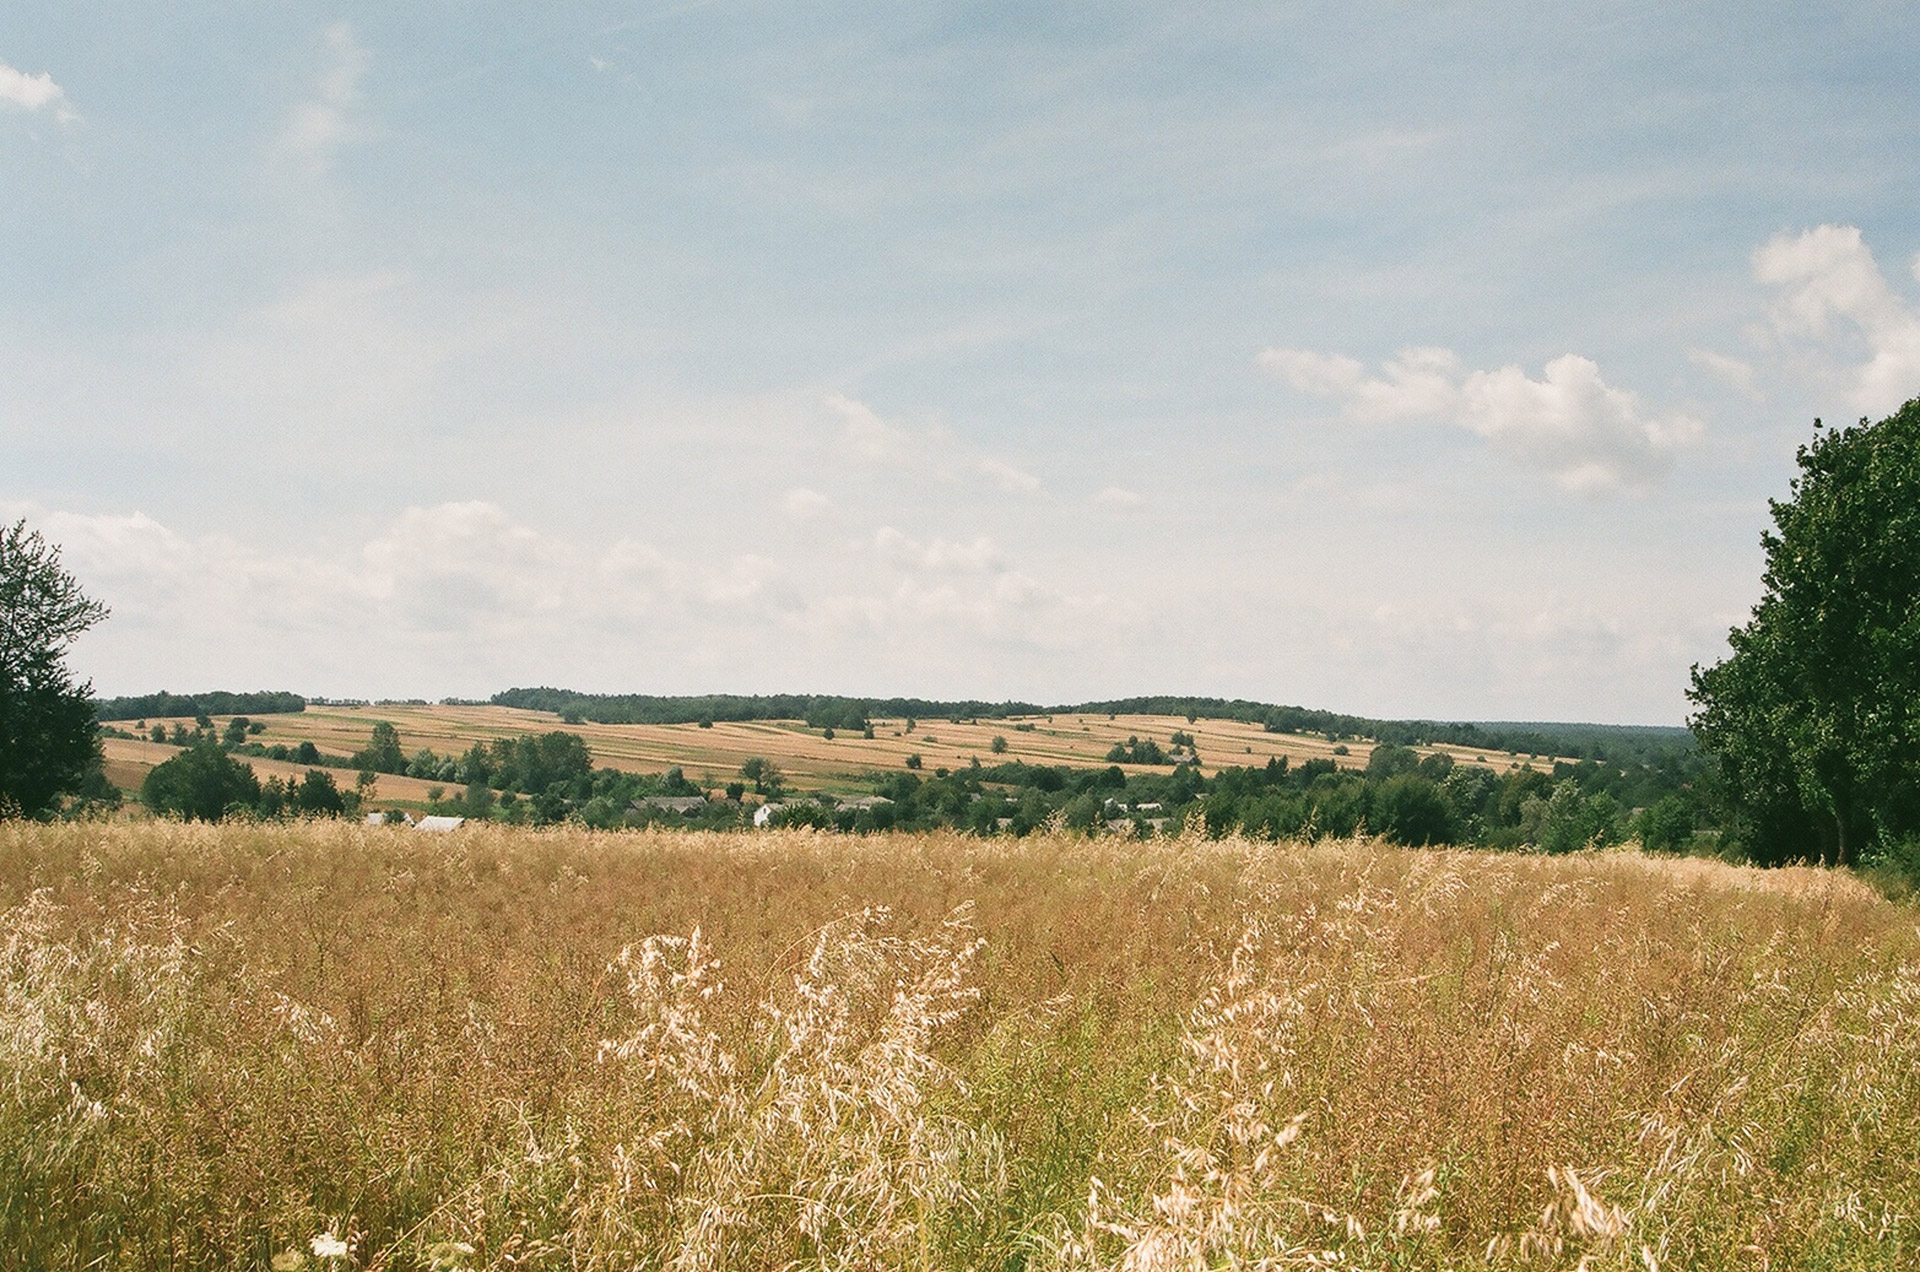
<box><xmin>0</xmin><ymin>519</ymin><xmax>110</xmax><ymax>819</ymax></box>
<box><xmin>1691</xmin><ymin>399</ymin><xmax>1920</xmax><ymax>868</ymax></box>
<box><xmin>94</xmin><ymin>689</ymin><xmax>305</xmax><ymax>722</ymax></box>
<box><xmin>140</xmin><ymin>737</ymin><xmax>352</xmax><ymax>823</ymax></box>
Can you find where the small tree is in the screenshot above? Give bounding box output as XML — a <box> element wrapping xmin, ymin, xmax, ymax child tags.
<box><xmin>741</xmin><ymin>757</ymin><xmax>783</xmax><ymax>796</ymax></box>
<box><xmin>354</xmin><ymin>721</ymin><xmax>406</xmax><ymax>774</ymax></box>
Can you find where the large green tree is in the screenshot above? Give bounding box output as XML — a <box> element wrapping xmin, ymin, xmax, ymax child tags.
<box><xmin>0</xmin><ymin>520</ymin><xmax>109</xmax><ymax>818</ymax></box>
<box><xmin>1689</xmin><ymin>399</ymin><xmax>1920</xmax><ymax>866</ymax></box>
<box><xmin>141</xmin><ymin>739</ymin><xmax>262</xmax><ymax>822</ymax></box>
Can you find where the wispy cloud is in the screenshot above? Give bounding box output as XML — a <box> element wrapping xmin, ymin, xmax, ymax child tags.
<box><xmin>0</xmin><ymin>59</ymin><xmax>76</xmax><ymax>123</ymax></box>
<box><xmin>1754</xmin><ymin>224</ymin><xmax>1920</xmax><ymax>417</ymax></box>
<box><xmin>825</xmin><ymin>392</ymin><xmax>1045</xmax><ymax>496</ymax></box>
<box><xmin>277</xmin><ymin>23</ymin><xmax>368</xmax><ymax>175</ymax></box>
<box><xmin>1688</xmin><ymin>348</ymin><xmax>1761</xmax><ymax>401</ymax></box>
<box><xmin>978</xmin><ymin>456</ymin><xmax>1043</xmax><ymax>495</ymax></box>
<box><xmin>826</xmin><ymin>392</ymin><xmax>912</xmax><ymax>463</ymax></box>
<box><xmin>1260</xmin><ymin>346</ymin><xmax>1701</xmax><ymax>495</ymax></box>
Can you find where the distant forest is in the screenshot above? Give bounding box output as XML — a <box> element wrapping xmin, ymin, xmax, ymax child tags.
<box><xmin>489</xmin><ymin>687</ymin><xmax>1693</xmax><ymax>768</ymax></box>
<box><xmin>94</xmin><ymin>690</ymin><xmax>307</xmax><ymax>721</ymax></box>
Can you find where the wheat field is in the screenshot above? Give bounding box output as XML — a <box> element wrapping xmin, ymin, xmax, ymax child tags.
<box><xmin>4</xmin><ymin>820</ymin><xmax>1916</xmax><ymax>1270</ymax></box>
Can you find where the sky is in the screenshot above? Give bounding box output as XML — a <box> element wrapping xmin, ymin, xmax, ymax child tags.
<box><xmin>4</xmin><ymin>2</ymin><xmax>1919</xmax><ymax>724</ymax></box>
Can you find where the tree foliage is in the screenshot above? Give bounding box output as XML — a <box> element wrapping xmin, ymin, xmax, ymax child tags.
<box><xmin>94</xmin><ymin>689</ymin><xmax>304</xmax><ymax>721</ymax></box>
<box><xmin>0</xmin><ymin>520</ymin><xmax>110</xmax><ymax>818</ymax></box>
<box><xmin>353</xmin><ymin>721</ymin><xmax>407</xmax><ymax>775</ymax></box>
<box><xmin>141</xmin><ymin>740</ymin><xmax>262</xmax><ymax>822</ymax></box>
<box><xmin>1689</xmin><ymin>400</ymin><xmax>1920</xmax><ymax>866</ymax></box>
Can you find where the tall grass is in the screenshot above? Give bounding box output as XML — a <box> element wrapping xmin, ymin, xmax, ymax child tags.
<box><xmin>2</xmin><ymin>820</ymin><xmax>1917</xmax><ymax>1269</ymax></box>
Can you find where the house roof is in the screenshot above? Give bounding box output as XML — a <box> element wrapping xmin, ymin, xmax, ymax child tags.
<box><xmin>639</xmin><ymin>795</ymin><xmax>709</xmax><ymax>814</ymax></box>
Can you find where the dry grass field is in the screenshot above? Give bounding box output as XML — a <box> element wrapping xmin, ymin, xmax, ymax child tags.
<box><xmin>5</xmin><ymin>820</ymin><xmax>1917</xmax><ymax>1270</ymax></box>
<box><xmin>102</xmin><ymin>703</ymin><xmax>1565</xmax><ymax>801</ymax></box>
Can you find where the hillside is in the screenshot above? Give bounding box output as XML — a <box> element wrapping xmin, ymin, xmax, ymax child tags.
<box><xmin>99</xmin><ymin>700</ymin><xmax>1574</xmax><ymax>802</ymax></box>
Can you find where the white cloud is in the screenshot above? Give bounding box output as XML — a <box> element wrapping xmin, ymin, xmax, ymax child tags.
<box><xmin>873</xmin><ymin>526</ymin><xmax>1001</xmax><ymax>573</ymax></box>
<box><xmin>0</xmin><ymin>60</ymin><xmax>76</xmax><ymax>123</ymax></box>
<box><xmin>188</xmin><ymin>271</ymin><xmax>528</xmax><ymax>439</ymax></box>
<box><xmin>979</xmin><ymin>456</ymin><xmax>1043</xmax><ymax>494</ymax></box>
<box><xmin>1687</xmin><ymin>348</ymin><xmax>1760</xmax><ymax>400</ymax></box>
<box><xmin>1260</xmin><ymin>345</ymin><xmax>1701</xmax><ymax>494</ymax></box>
<box><xmin>783</xmin><ymin>487</ymin><xmax>834</xmax><ymax>518</ymax></box>
<box><xmin>1754</xmin><ymin>224</ymin><xmax>1920</xmax><ymax>416</ymax></box>
<box><xmin>1093</xmin><ymin>485</ymin><xmax>1144</xmax><ymax>508</ymax></box>
<box><xmin>825</xmin><ymin>392</ymin><xmax>1046</xmax><ymax>497</ymax></box>
<box><xmin>826</xmin><ymin>392</ymin><xmax>912</xmax><ymax>463</ymax></box>
<box><xmin>31</xmin><ymin>500</ymin><xmax>1104</xmax><ymax>698</ymax></box>
<box><xmin>278</xmin><ymin>23</ymin><xmax>368</xmax><ymax>174</ymax></box>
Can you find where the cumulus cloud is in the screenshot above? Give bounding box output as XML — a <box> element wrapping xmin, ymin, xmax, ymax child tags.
<box><xmin>1754</xmin><ymin>224</ymin><xmax>1920</xmax><ymax>416</ymax></box>
<box><xmin>31</xmin><ymin>500</ymin><xmax>1101</xmax><ymax>698</ymax></box>
<box><xmin>0</xmin><ymin>59</ymin><xmax>76</xmax><ymax>123</ymax></box>
<box><xmin>873</xmin><ymin>527</ymin><xmax>1001</xmax><ymax>573</ymax></box>
<box><xmin>278</xmin><ymin>23</ymin><xmax>367</xmax><ymax>174</ymax></box>
<box><xmin>1259</xmin><ymin>345</ymin><xmax>1701</xmax><ymax>494</ymax></box>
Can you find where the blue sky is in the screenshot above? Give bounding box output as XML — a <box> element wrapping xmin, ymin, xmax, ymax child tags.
<box><xmin>5</xmin><ymin>2</ymin><xmax>1919</xmax><ymax>722</ymax></box>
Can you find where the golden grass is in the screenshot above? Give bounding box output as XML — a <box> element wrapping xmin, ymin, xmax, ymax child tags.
<box><xmin>3</xmin><ymin>822</ymin><xmax>1914</xmax><ymax>1269</ymax></box>
<box><xmin>108</xmin><ymin>703</ymin><xmax>1566</xmax><ymax>797</ymax></box>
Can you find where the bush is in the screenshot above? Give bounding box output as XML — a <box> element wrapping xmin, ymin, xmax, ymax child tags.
<box><xmin>1634</xmin><ymin>794</ymin><xmax>1695</xmax><ymax>853</ymax></box>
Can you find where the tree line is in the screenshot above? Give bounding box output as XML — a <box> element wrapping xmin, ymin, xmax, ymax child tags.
<box><xmin>491</xmin><ymin>688</ymin><xmax>1697</xmax><ymax>769</ymax></box>
<box><xmin>95</xmin><ymin>689</ymin><xmax>306</xmax><ymax>721</ymax></box>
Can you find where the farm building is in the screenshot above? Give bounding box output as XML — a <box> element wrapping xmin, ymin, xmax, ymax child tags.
<box><xmin>638</xmin><ymin>795</ymin><xmax>709</xmax><ymax>816</ymax></box>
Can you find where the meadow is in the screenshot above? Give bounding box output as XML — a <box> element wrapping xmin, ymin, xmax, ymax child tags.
<box><xmin>5</xmin><ymin>820</ymin><xmax>1917</xmax><ymax>1270</ymax></box>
